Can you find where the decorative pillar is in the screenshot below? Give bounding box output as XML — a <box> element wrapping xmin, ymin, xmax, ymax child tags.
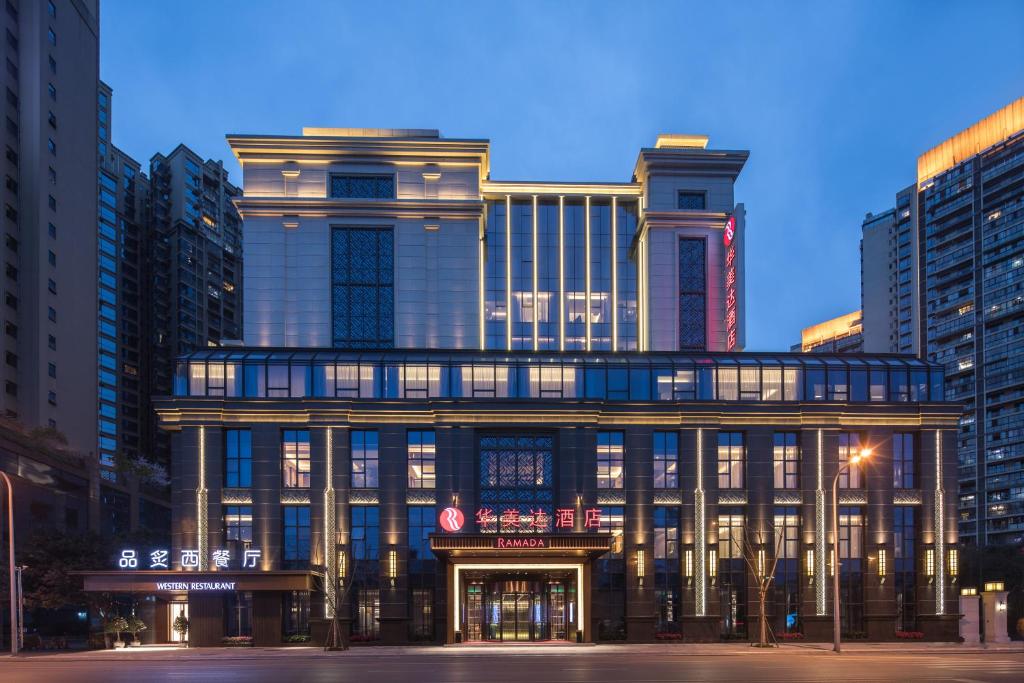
<box><xmin>814</xmin><ymin>429</ymin><xmax>826</xmax><ymax>616</ymax></box>
<box><xmin>324</xmin><ymin>427</ymin><xmax>337</xmax><ymax>617</ymax></box>
<box><xmin>694</xmin><ymin>428</ymin><xmax>706</xmax><ymax>617</ymax></box>
<box><xmin>933</xmin><ymin>429</ymin><xmax>945</xmax><ymax>615</ymax></box>
<box><xmin>197</xmin><ymin>425</ymin><xmax>209</xmax><ymax>571</ymax></box>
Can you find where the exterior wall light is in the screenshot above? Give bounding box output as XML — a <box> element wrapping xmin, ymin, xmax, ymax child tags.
<box><xmin>636</xmin><ymin>546</ymin><xmax>646</xmax><ymax>587</ymax></box>
<box><xmin>960</xmin><ymin>587</ymin><xmax>977</xmax><ymax>596</ymax></box>
<box><xmin>925</xmin><ymin>547</ymin><xmax>936</xmax><ymax>581</ymax></box>
<box><xmin>877</xmin><ymin>547</ymin><xmax>887</xmax><ymax>582</ymax></box>
<box><xmin>387</xmin><ymin>548</ymin><xmax>398</xmax><ymax>588</ymax></box>
<box><xmin>948</xmin><ymin>548</ymin><xmax>959</xmax><ymax>580</ymax></box>
<box><xmin>983</xmin><ymin>581</ymin><xmax>1005</xmax><ymax>592</ymax></box>
<box><xmin>756</xmin><ymin>548</ymin><xmax>766</xmax><ymax>580</ymax></box>
<box><xmin>805</xmin><ymin>549</ymin><xmax>815</xmax><ymax>581</ymax></box>
<box><xmin>708</xmin><ymin>548</ymin><xmax>718</xmax><ymax>582</ymax></box>
<box><xmin>337</xmin><ymin>548</ymin><xmax>347</xmax><ymax>587</ymax></box>
<box><xmin>683</xmin><ymin>549</ymin><xmax>694</xmax><ymax>580</ymax></box>
<box><xmin>829</xmin><ymin>549</ymin><xmax>836</xmax><ymax>577</ymax></box>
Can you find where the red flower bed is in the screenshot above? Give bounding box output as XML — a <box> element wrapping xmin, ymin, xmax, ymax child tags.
<box><xmin>780</xmin><ymin>632</ymin><xmax>805</xmax><ymax>640</ymax></box>
<box><xmin>655</xmin><ymin>632</ymin><xmax>683</xmax><ymax>641</ymax></box>
<box><xmin>895</xmin><ymin>631</ymin><xmax>925</xmax><ymax>640</ymax></box>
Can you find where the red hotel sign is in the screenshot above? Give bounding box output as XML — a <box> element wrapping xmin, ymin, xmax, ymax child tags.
<box><xmin>441</xmin><ymin>507</ymin><xmax>603</xmax><ymax>533</ymax></box>
<box><xmin>723</xmin><ymin>215</ymin><xmax>738</xmax><ymax>351</ymax></box>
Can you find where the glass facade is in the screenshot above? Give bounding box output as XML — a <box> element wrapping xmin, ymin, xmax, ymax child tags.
<box><xmin>225</xmin><ymin>429</ymin><xmax>252</xmax><ymax>488</ymax></box>
<box><xmin>281</xmin><ymin>506</ymin><xmax>310</xmax><ymax>569</ymax></box>
<box><xmin>652</xmin><ymin>431</ymin><xmax>678</xmax><ymax>489</ymax></box>
<box><xmin>483</xmin><ymin>198</ymin><xmax>639</xmax><ymax>351</ymax></box>
<box><xmin>351</xmin><ymin>430</ymin><xmax>379</xmax><ymax>488</ymax></box>
<box><xmin>177</xmin><ymin>350</ymin><xmax>945</xmax><ymax>403</ymax></box>
<box><xmin>407</xmin><ymin>430</ymin><xmax>435</xmax><ymax>489</ymax></box>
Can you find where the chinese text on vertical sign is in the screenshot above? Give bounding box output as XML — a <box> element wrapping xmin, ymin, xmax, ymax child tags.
<box><xmin>724</xmin><ymin>215</ymin><xmax>738</xmax><ymax>351</ymax></box>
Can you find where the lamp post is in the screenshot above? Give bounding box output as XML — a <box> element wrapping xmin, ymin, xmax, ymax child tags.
<box><xmin>1</xmin><ymin>471</ymin><xmax>15</xmax><ymax>654</ymax></box>
<box><xmin>831</xmin><ymin>447</ymin><xmax>871</xmax><ymax>653</ymax></box>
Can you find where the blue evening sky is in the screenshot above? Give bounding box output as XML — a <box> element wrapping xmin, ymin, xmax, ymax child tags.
<box><xmin>100</xmin><ymin>1</ymin><xmax>1024</xmax><ymax>351</ymax></box>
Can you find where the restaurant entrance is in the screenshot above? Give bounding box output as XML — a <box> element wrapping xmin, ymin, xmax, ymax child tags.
<box><xmin>463</xmin><ymin>573</ymin><xmax>574</xmax><ymax>642</ymax></box>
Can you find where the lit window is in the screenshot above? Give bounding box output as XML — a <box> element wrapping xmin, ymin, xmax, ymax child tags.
<box><xmin>351</xmin><ymin>430</ymin><xmax>379</xmax><ymax>488</ymax></box>
<box><xmin>597</xmin><ymin>431</ymin><xmax>624</xmax><ymax>489</ymax></box>
<box><xmin>407</xmin><ymin>430</ymin><xmax>435</xmax><ymax>489</ymax></box>
<box><xmin>281</xmin><ymin>430</ymin><xmax>310</xmax><ymax>488</ymax></box>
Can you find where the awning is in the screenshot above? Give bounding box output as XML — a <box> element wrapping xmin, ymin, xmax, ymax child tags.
<box><xmin>73</xmin><ymin>570</ymin><xmax>320</xmax><ymax>594</ymax></box>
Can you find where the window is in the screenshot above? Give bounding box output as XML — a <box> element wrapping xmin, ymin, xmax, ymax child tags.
<box><xmin>478</xmin><ymin>435</ymin><xmax>554</xmax><ymax>533</ymax></box>
<box><xmin>330</xmin><ymin>174</ymin><xmax>394</xmax><ymax>199</ymax></box>
<box><xmin>48</xmin><ymin>223</ymin><xmax>56</xmax><ymax>239</ymax></box>
<box><xmin>47</xmin><ymin>194</ymin><xmax>56</xmax><ymax>210</ymax></box>
<box><xmin>47</xmin><ymin>306</ymin><xmax>56</xmax><ymax>322</ymax></box>
<box><xmin>47</xmin><ymin>111</ymin><xmax>56</xmax><ymax>129</ymax></box>
<box><xmin>773</xmin><ymin>432</ymin><xmax>799</xmax><ymax>489</ymax></box>
<box><xmin>225</xmin><ymin>429</ymin><xmax>252</xmax><ymax>488</ymax></box>
<box><xmin>597</xmin><ymin>431</ymin><xmax>624</xmax><ymax>489</ymax></box>
<box><xmin>351</xmin><ymin>506</ymin><xmax>379</xmax><ymax>560</ymax></box>
<box><xmin>677</xmin><ymin>191</ymin><xmax>706</xmax><ymax>210</ymax></box>
<box><xmin>410</xmin><ymin>588</ymin><xmax>433</xmax><ymax>641</ymax></box>
<box><xmin>47</xmin><ymin>278</ymin><xmax>56</xmax><ymax>294</ymax></box>
<box><xmin>47</xmin><ymin>0</ymin><xmax>56</xmax><ymax>17</ymax></box>
<box><xmin>893</xmin><ymin>506</ymin><xmax>917</xmax><ymax>631</ymax></box>
<box><xmin>224</xmin><ymin>505</ymin><xmax>253</xmax><ymax>543</ymax></box>
<box><xmin>47</xmin><ymin>362</ymin><xmax>56</xmax><ymax>378</ymax></box>
<box><xmin>47</xmin><ymin>334</ymin><xmax>55</xmax><ymax>350</ymax></box>
<box><xmin>281</xmin><ymin>506</ymin><xmax>310</xmax><ymax>569</ymax></box>
<box><xmin>47</xmin><ymin>28</ymin><xmax>56</xmax><ymax>46</ymax></box>
<box><xmin>47</xmin><ymin>391</ymin><xmax>56</xmax><ymax>405</ymax></box>
<box><xmin>281</xmin><ymin>430</ymin><xmax>310</xmax><ymax>488</ymax></box>
<box><xmin>653</xmin><ymin>431</ymin><xmax>678</xmax><ymax>489</ymax></box>
<box><xmin>837</xmin><ymin>506</ymin><xmax>864</xmax><ymax>561</ymax></box>
<box><xmin>47</xmin><ymin>83</ymin><xmax>56</xmax><ymax>100</ymax></box>
<box><xmin>48</xmin><ymin>250</ymin><xmax>56</xmax><ymax>265</ymax></box>
<box><xmin>282</xmin><ymin>591</ymin><xmax>310</xmax><ymax>637</ymax></box>
<box><xmin>48</xmin><ymin>55</ymin><xmax>55</xmax><ymax>74</ymax></box>
<box><xmin>653</xmin><ymin>506</ymin><xmax>680</xmax><ymax>632</ymax></box>
<box><xmin>773</xmin><ymin>507</ymin><xmax>802</xmax><ymax>634</ymax></box>
<box><xmin>717</xmin><ymin>432</ymin><xmax>744</xmax><ymax>489</ymax></box>
<box><xmin>331</xmin><ymin>227</ymin><xmax>394</xmax><ymax>348</ymax></box>
<box><xmin>678</xmin><ymin>238</ymin><xmax>706</xmax><ymax>350</ymax></box>
<box><xmin>838</xmin><ymin>433</ymin><xmax>863</xmax><ymax>489</ymax></box>
<box><xmin>892</xmin><ymin>433</ymin><xmax>915</xmax><ymax>489</ymax></box>
<box><xmin>351</xmin><ymin>430</ymin><xmax>379</xmax><ymax>488</ymax></box>
<box><xmin>407</xmin><ymin>430</ymin><xmax>435</xmax><ymax>489</ymax></box>
<box><xmin>47</xmin><ymin>138</ymin><xmax>56</xmax><ymax>155</ymax></box>
<box><xmin>354</xmin><ymin>588</ymin><xmax>380</xmax><ymax>638</ymax></box>
<box><xmin>718</xmin><ymin>510</ymin><xmax>745</xmax><ymax>559</ymax></box>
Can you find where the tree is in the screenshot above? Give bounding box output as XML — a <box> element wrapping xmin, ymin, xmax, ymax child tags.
<box><xmin>128</xmin><ymin>616</ymin><xmax>147</xmax><ymax>644</ymax></box>
<box><xmin>21</xmin><ymin>529</ymin><xmax>113</xmax><ymax>613</ymax></box>
<box><xmin>733</xmin><ymin>527</ymin><xmax>785</xmax><ymax>647</ymax></box>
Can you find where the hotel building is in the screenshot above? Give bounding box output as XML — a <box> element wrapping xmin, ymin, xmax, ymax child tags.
<box><xmin>861</xmin><ymin>98</ymin><xmax>1024</xmax><ymax>547</ymax></box>
<box><xmin>83</xmin><ymin>128</ymin><xmax>961</xmax><ymax>646</ymax></box>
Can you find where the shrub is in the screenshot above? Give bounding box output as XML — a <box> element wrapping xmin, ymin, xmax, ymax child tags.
<box><xmin>221</xmin><ymin>636</ymin><xmax>254</xmax><ymax>647</ymax></box>
<box><xmin>286</xmin><ymin>634</ymin><xmax>311</xmax><ymax>643</ymax></box>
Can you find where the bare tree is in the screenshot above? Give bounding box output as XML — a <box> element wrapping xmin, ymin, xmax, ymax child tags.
<box><xmin>733</xmin><ymin>526</ymin><xmax>785</xmax><ymax>647</ymax></box>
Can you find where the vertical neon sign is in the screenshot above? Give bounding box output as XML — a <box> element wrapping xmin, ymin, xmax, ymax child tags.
<box><xmin>723</xmin><ymin>215</ymin><xmax>738</xmax><ymax>351</ymax></box>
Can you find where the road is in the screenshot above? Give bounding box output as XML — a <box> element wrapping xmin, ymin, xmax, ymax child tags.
<box><xmin>3</xmin><ymin>645</ymin><xmax>1023</xmax><ymax>682</ymax></box>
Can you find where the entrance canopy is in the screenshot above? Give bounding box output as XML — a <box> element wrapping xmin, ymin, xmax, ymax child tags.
<box><xmin>430</xmin><ymin>533</ymin><xmax>613</xmax><ymax>561</ymax></box>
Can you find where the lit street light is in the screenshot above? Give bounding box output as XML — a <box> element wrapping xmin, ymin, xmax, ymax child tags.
<box><xmin>831</xmin><ymin>447</ymin><xmax>872</xmax><ymax>653</ymax></box>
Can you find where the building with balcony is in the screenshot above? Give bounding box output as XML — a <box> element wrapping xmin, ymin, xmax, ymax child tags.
<box><xmin>860</xmin><ymin>97</ymin><xmax>1024</xmax><ymax>546</ymax></box>
<box><xmin>792</xmin><ymin>311</ymin><xmax>864</xmax><ymax>354</ymax></box>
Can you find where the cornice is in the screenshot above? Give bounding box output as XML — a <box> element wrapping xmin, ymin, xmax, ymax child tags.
<box><xmin>232</xmin><ymin>197</ymin><xmax>486</xmax><ymax>221</ymax></box>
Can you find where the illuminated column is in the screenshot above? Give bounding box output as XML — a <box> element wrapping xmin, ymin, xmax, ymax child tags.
<box><xmin>584</xmin><ymin>196</ymin><xmax>592</xmax><ymax>351</ymax></box>
<box><xmin>934</xmin><ymin>429</ymin><xmax>945</xmax><ymax>615</ymax></box>
<box><xmin>532</xmin><ymin>195</ymin><xmax>539</xmax><ymax>351</ymax></box>
<box><xmin>815</xmin><ymin>429</ymin><xmax>827</xmax><ymax>615</ymax></box>
<box><xmin>611</xmin><ymin>197</ymin><xmax>618</xmax><ymax>352</ymax></box>
<box><xmin>478</xmin><ymin>215</ymin><xmax>485</xmax><ymax>350</ymax></box>
<box><xmin>694</xmin><ymin>428</ymin><xmax>707</xmax><ymax>616</ymax></box>
<box><xmin>505</xmin><ymin>195</ymin><xmax>512</xmax><ymax>350</ymax></box>
<box><xmin>197</xmin><ymin>425</ymin><xmax>209</xmax><ymax>571</ymax></box>
<box><xmin>558</xmin><ymin>196</ymin><xmax>565</xmax><ymax>352</ymax></box>
<box><xmin>324</xmin><ymin>427</ymin><xmax>337</xmax><ymax>617</ymax></box>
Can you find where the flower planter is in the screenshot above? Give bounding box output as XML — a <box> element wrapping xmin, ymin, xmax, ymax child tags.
<box><xmin>113</xmin><ymin>641</ymin><xmax>126</xmax><ymax>649</ymax></box>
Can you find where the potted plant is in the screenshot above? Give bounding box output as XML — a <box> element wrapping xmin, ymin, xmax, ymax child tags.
<box><xmin>128</xmin><ymin>616</ymin><xmax>147</xmax><ymax>646</ymax></box>
<box><xmin>105</xmin><ymin>616</ymin><xmax>129</xmax><ymax>648</ymax></box>
<box><xmin>173</xmin><ymin>614</ymin><xmax>189</xmax><ymax>647</ymax></box>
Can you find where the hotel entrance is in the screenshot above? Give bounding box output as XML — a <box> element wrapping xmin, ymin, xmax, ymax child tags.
<box><xmin>430</xmin><ymin>533</ymin><xmax>613</xmax><ymax>644</ymax></box>
<box><xmin>463</xmin><ymin>574</ymin><xmax>574</xmax><ymax>641</ymax></box>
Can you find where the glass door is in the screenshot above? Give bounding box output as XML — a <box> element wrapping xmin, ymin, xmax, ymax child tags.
<box><xmin>549</xmin><ymin>584</ymin><xmax>566</xmax><ymax>640</ymax></box>
<box><xmin>465</xmin><ymin>584</ymin><xmax>483</xmax><ymax>641</ymax></box>
<box><xmin>169</xmin><ymin>602</ymin><xmax>189</xmax><ymax>643</ymax></box>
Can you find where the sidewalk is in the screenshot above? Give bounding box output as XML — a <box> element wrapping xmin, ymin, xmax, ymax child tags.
<box><xmin>4</xmin><ymin>640</ymin><xmax>1022</xmax><ymax>660</ymax></box>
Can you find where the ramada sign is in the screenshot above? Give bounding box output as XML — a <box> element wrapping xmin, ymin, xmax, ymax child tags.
<box><xmin>495</xmin><ymin>537</ymin><xmax>546</xmax><ymax>549</ymax></box>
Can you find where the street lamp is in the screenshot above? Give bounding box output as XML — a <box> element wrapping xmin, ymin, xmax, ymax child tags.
<box><xmin>1</xmin><ymin>471</ymin><xmax>16</xmax><ymax>654</ymax></box>
<box><xmin>831</xmin><ymin>447</ymin><xmax>872</xmax><ymax>653</ymax></box>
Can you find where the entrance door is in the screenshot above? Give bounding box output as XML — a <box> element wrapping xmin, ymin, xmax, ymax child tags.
<box><xmin>169</xmin><ymin>602</ymin><xmax>189</xmax><ymax>643</ymax></box>
<box><xmin>500</xmin><ymin>592</ymin><xmax>531</xmax><ymax>641</ymax></box>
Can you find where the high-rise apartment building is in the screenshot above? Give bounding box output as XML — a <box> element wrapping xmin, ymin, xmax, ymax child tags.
<box><xmin>861</xmin><ymin>97</ymin><xmax>1024</xmax><ymax>546</ymax></box>
<box><xmin>148</xmin><ymin>144</ymin><xmax>242</xmax><ymax>464</ymax></box>
<box><xmin>792</xmin><ymin>310</ymin><xmax>864</xmax><ymax>353</ymax></box>
<box><xmin>2</xmin><ymin>0</ymin><xmax>98</xmax><ymax>457</ymax></box>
